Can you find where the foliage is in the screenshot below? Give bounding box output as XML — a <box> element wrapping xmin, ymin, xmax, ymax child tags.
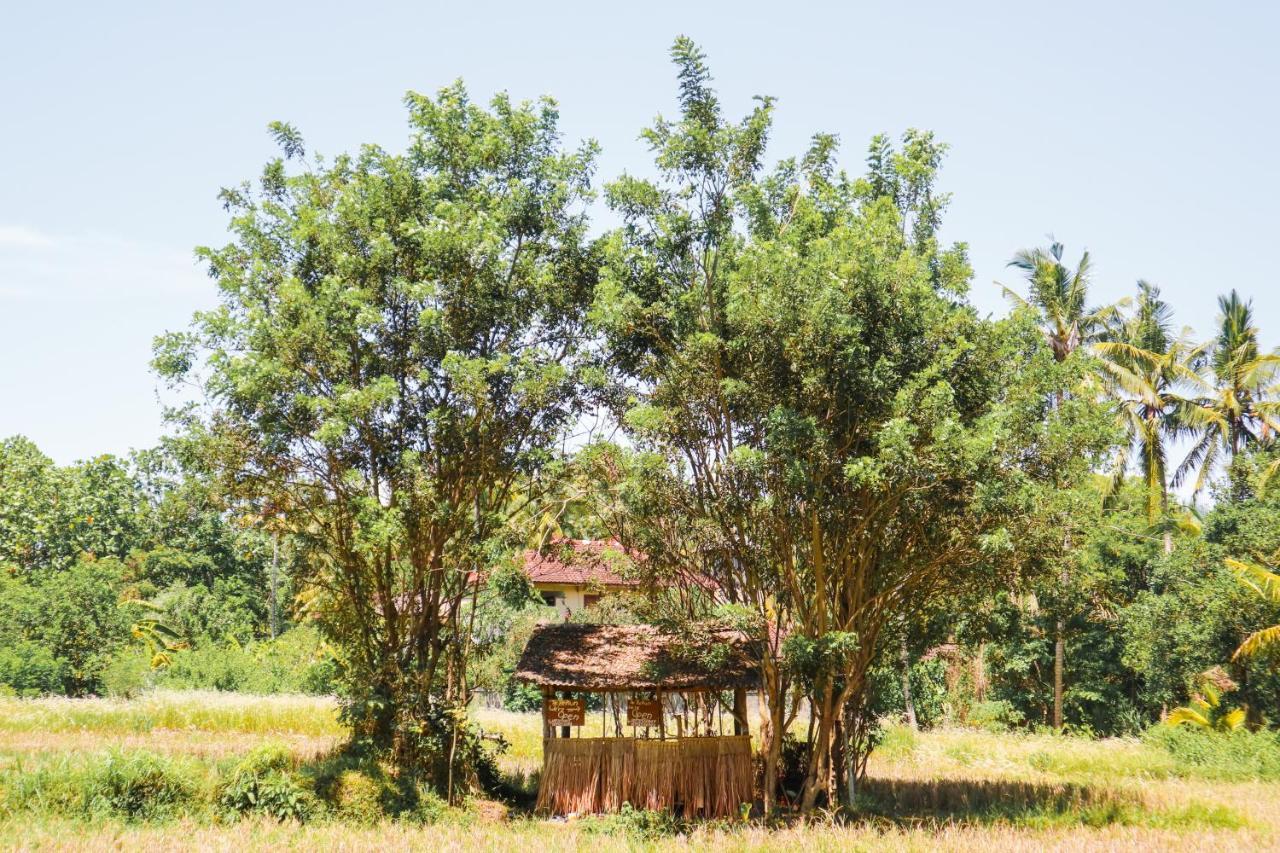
<box><xmin>1094</xmin><ymin>281</ymin><xmax>1207</xmax><ymax>529</ymax></box>
<box><xmin>219</xmin><ymin>744</ymin><xmax>318</xmax><ymax>822</ymax></box>
<box><xmin>0</xmin><ymin>642</ymin><xmax>67</xmax><ymax>697</ymax></box>
<box><xmin>0</xmin><ymin>557</ymin><xmax>135</xmax><ymax>696</ymax></box>
<box><xmin>1144</xmin><ymin>725</ymin><xmax>1280</xmax><ymax>780</ymax></box>
<box><xmin>965</xmin><ymin>700</ymin><xmax>1026</xmax><ymax>732</ymax></box>
<box><xmin>153</xmin><ymin>79</ymin><xmax>598</xmax><ymax>792</ymax></box>
<box><xmin>1176</xmin><ymin>291</ymin><xmax>1280</xmax><ymax>498</ymax></box>
<box><xmin>579</xmin><ymin>802</ymin><xmax>688</xmax><ymax>839</ymax></box>
<box><xmin>88</xmin><ymin>751</ymin><xmax>199</xmax><ymax>822</ymax></box>
<box><xmin>1166</xmin><ymin>682</ymin><xmax>1246</xmax><ymax>732</ymax></box>
<box><xmin>590</xmin><ymin>37</ymin><xmax>1116</xmax><ymax>810</ymax></box>
<box><xmin>149</xmin><ymin>626</ymin><xmax>338</xmax><ymax>695</ymax></box>
<box><xmin>1227</xmin><ymin>557</ymin><xmax>1280</xmax><ymax>660</ymax></box>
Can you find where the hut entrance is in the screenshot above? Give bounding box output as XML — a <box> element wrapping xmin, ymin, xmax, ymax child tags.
<box><xmin>514</xmin><ymin>623</ymin><xmax>757</xmax><ymax>818</ymax></box>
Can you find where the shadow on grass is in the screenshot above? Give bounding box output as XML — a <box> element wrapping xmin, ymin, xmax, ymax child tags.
<box><xmin>852</xmin><ymin>776</ymin><xmax>1242</xmax><ymax>830</ymax></box>
<box><xmin>856</xmin><ymin>777</ymin><xmax>1135</xmax><ymax>827</ymax></box>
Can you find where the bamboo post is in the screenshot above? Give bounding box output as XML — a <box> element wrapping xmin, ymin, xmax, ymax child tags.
<box><xmin>560</xmin><ymin>690</ymin><xmax>571</xmax><ymax>739</ymax></box>
<box><xmin>658</xmin><ymin>690</ymin><xmax>666</xmax><ymax>741</ymax></box>
<box><xmin>542</xmin><ymin>686</ymin><xmax>553</xmax><ymax>740</ymax></box>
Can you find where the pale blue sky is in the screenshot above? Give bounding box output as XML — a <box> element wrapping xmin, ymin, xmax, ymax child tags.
<box><xmin>2</xmin><ymin>1</ymin><xmax>1277</xmax><ymax>465</ymax></box>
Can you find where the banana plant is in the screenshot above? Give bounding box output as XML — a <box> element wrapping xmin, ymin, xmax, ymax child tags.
<box><xmin>1167</xmin><ymin>681</ymin><xmax>1246</xmax><ymax>732</ymax></box>
<box><xmin>129</xmin><ymin>601</ymin><xmax>188</xmax><ymax>669</ymax></box>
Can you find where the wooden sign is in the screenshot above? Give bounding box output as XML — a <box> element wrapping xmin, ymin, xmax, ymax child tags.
<box><xmin>627</xmin><ymin>699</ymin><xmax>662</xmax><ymax>728</ymax></box>
<box><xmin>543</xmin><ymin>698</ymin><xmax>585</xmax><ymax>727</ymax></box>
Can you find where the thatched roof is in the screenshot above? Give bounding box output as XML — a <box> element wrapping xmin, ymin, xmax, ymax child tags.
<box><xmin>514</xmin><ymin>623</ymin><xmax>757</xmax><ymax>691</ymax></box>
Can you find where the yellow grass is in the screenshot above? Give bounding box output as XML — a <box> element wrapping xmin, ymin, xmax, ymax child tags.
<box><xmin>0</xmin><ymin>695</ymin><xmax>1277</xmax><ymax>851</ymax></box>
<box><xmin>0</xmin><ymin>690</ymin><xmax>342</xmax><ymax>737</ymax></box>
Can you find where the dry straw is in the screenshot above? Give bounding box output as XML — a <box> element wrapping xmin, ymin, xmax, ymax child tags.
<box><xmin>535</xmin><ymin>735</ymin><xmax>752</xmax><ymax>818</ymax></box>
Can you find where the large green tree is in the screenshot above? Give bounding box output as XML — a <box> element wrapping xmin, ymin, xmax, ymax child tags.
<box><xmin>154</xmin><ymin>83</ymin><xmax>598</xmax><ymax>790</ymax></box>
<box><xmin>593</xmin><ymin>39</ymin><xmax>1110</xmax><ymax>810</ymax></box>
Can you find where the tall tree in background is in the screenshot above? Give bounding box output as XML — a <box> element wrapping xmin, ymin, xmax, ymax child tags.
<box><xmin>154</xmin><ymin>85</ymin><xmax>598</xmax><ymax>791</ymax></box>
<box><xmin>1003</xmin><ymin>241</ymin><xmax>1115</xmax><ymax>362</ymax></box>
<box><xmin>1094</xmin><ymin>281</ymin><xmax>1208</xmax><ymax>553</ymax></box>
<box><xmin>1002</xmin><ymin>240</ymin><xmax>1116</xmax><ymax>730</ymax></box>
<box><xmin>1177</xmin><ymin>291</ymin><xmax>1280</xmax><ymax>498</ymax></box>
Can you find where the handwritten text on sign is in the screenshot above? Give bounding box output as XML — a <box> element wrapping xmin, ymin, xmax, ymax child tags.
<box><xmin>627</xmin><ymin>700</ymin><xmax>662</xmax><ymax>728</ymax></box>
<box><xmin>543</xmin><ymin>698</ymin><xmax>585</xmax><ymax>727</ymax></box>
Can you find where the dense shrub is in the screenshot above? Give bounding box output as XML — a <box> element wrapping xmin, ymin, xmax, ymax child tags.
<box><xmin>0</xmin><ymin>641</ymin><xmax>67</xmax><ymax>697</ymax></box>
<box><xmin>0</xmin><ymin>558</ymin><xmax>133</xmax><ymax>696</ymax></box>
<box><xmin>966</xmin><ymin>699</ymin><xmax>1026</xmax><ymax>732</ymax></box>
<box><xmin>155</xmin><ymin>627</ymin><xmax>337</xmax><ymax>695</ymax></box>
<box><xmin>219</xmin><ymin>744</ymin><xmax>318</xmax><ymax>821</ymax></box>
<box><xmin>580</xmin><ymin>803</ymin><xmax>688</xmax><ymax>839</ymax></box>
<box><xmin>1</xmin><ymin>751</ymin><xmax>205</xmax><ymax>821</ymax></box>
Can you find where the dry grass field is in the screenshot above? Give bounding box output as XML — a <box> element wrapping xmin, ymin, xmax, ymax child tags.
<box><xmin>0</xmin><ymin>692</ymin><xmax>1277</xmax><ymax>851</ymax></box>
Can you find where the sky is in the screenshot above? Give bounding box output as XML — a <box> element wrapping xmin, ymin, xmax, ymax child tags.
<box><xmin>2</xmin><ymin>1</ymin><xmax>1278</xmax><ymax>466</ymax></box>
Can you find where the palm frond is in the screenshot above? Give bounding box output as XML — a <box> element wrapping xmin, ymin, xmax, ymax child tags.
<box><xmin>1166</xmin><ymin>706</ymin><xmax>1211</xmax><ymax>728</ymax></box>
<box><xmin>1221</xmin><ymin>708</ymin><xmax>1248</xmax><ymax>731</ymax></box>
<box><xmin>1235</xmin><ymin>624</ymin><xmax>1280</xmax><ymax>660</ymax></box>
<box><xmin>1226</xmin><ymin>557</ymin><xmax>1280</xmax><ymax>603</ymax></box>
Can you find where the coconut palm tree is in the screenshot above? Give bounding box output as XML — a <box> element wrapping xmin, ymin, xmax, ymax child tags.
<box><xmin>1175</xmin><ymin>291</ymin><xmax>1280</xmax><ymax>498</ymax></box>
<box><xmin>1002</xmin><ymin>240</ymin><xmax>1119</xmax><ymax>362</ymax></box>
<box><xmin>1093</xmin><ymin>282</ymin><xmax>1209</xmax><ymax>553</ymax></box>
<box><xmin>1001</xmin><ymin>239</ymin><xmax>1122</xmax><ymax>731</ymax></box>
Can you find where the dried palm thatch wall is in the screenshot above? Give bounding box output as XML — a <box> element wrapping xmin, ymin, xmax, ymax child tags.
<box><xmin>535</xmin><ymin>735</ymin><xmax>753</xmax><ymax>818</ymax></box>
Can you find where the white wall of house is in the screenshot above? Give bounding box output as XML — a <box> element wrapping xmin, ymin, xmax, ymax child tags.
<box><xmin>534</xmin><ymin>583</ymin><xmax>609</xmax><ymax>619</ymax></box>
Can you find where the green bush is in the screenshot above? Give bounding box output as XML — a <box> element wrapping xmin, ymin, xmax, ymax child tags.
<box><xmin>329</xmin><ymin>768</ymin><xmax>385</xmax><ymax>824</ymax></box>
<box><xmin>580</xmin><ymin>802</ymin><xmax>687</xmax><ymax>838</ymax></box>
<box><xmin>501</xmin><ymin>678</ymin><xmax>542</xmax><ymax>713</ymax></box>
<box><xmin>0</xmin><ymin>751</ymin><xmax>200</xmax><ymax>821</ymax></box>
<box><xmin>0</xmin><ymin>557</ymin><xmax>133</xmax><ymax>696</ymax></box>
<box><xmin>157</xmin><ymin>627</ymin><xmax>336</xmax><ymax>695</ymax></box>
<box><xmin>219</xmin><ymin>743</ymin><xmax>318</xmax><ymax>822</ymax></box>
<box><xmin>1143</xmin><ymin>725</ymin><xmax>1280</xmax><ymax>780</ymax></box>
<box><xmin>100</xmin><ymin>648</ymin><xmax>155</xmax><ymax>698</ymax></box>
<box><xmin>0</xmin><ymin>641</ymin><xmax>67</xmax><ymax>697</ymax></box>
<box><xmin>966</xmin><ymin>699</ymin><xmax>1025</xmax><ymax>732</ymax></box>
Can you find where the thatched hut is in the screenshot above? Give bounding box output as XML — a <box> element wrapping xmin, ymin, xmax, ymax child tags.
<box><xmin>515</xmin><ymin>622</ymin><xmax>757</xmax><ymax>818</ymax></box>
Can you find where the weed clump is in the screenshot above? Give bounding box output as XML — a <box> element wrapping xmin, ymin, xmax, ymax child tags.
<box><xmin>219</xmin><ymin>743</ymin><xmax>318</xmax><ymax>822</ymax></box>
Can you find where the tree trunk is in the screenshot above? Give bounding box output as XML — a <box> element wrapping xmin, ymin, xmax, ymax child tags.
<box><xmin>1053</xmin><ymin>620</ymin><xmax>1065</xmax><ymax>730</ymax></box>
<box><xmin>1054</xmin><ymin>531</ymin><xmax>1071</xmax><ymax>731</ymax></box>
<box><xmin>733</xmin><ymin>688</ymin><xmax>748</xmax><ymax>736</ymax></box>
<box><xmin>799</xmin><ymin>688</ymin><xmax>834</xmax><ymax>811</ymax></box>
<box><xmin>973</xmin><ymin>642</ymin><xmax>987</xmax><ymax>702</ymax></box>
<box><xmin>900</xmin><ymin>638</ymin><xmax>918</xmax><ymax>730</ymax></box>
<box><xmin>269</xmin><ymin>531</ymin><xmax>279</xmax><ymax>639</ymax></box>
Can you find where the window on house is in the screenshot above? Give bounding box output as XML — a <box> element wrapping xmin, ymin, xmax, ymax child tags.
<box><xmin>541</xmin><ymin>592</ymin><xmax>559</xmax><ymax>607</ymax></box>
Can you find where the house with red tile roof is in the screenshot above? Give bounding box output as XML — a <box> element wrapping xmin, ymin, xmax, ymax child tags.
<box><xmin>523</xmin><ymin>538</ymin><xmax>640</xmax><ymax>617</ymax></box>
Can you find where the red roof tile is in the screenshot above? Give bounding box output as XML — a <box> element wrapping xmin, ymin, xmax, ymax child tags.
<box><xmin>523</xmin><ymin>538</ymin><xmax>640</xmax><ymax>587</ymax></box>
